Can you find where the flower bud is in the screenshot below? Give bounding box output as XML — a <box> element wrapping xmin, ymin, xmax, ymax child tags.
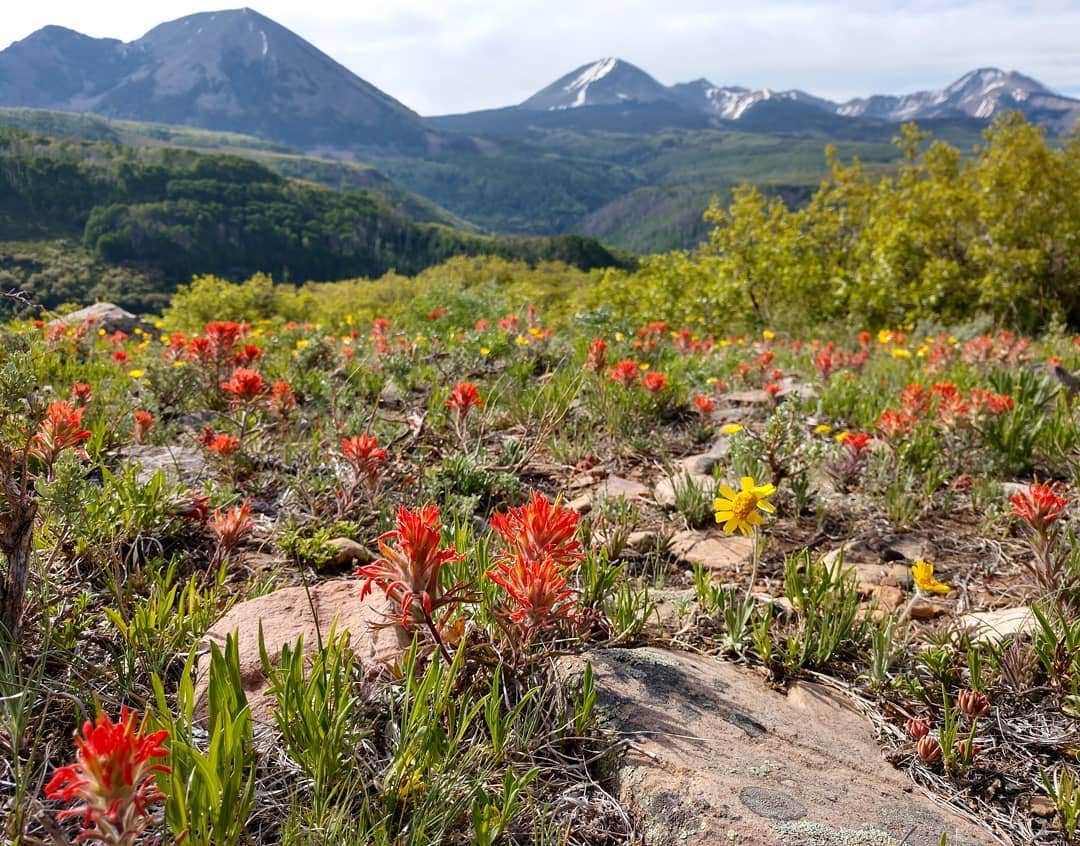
<box><xmin>905</xmin><ymin>717</ymin><xmax>930</xmax><ymax>740</ymax></box>
<box><xmin>957</xmin><ymin>689</ymin><xmax>991</xmax><ymax>720</ymax></box>
<box><xmin>916</xmin><ymin>736</ymin><xmax>942</xmax><ymax>764</ymax></box>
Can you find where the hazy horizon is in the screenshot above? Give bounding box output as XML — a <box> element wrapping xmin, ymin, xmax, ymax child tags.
<box><xmin>4</xmin><ymin>0</ymin><xmax>1079</xmax><ymax>115</ymax></box>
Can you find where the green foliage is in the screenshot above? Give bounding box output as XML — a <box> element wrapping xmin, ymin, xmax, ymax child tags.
<box><xmin>782</xmin><ymin>550</ymin><xmax>871</xmax><ymax>671</ymax></box>
<box><xmin>152</xmin><ymin>637</ymin><xmax>256</xmax><ymax>846</ymax></box>
<box><xmin>586</xmin><ymin>114</ymin><xmax>1080</xmax><ymax>331</ymax></box>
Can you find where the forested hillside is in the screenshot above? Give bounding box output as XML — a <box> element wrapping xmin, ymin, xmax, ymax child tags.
<box><xmin>0</xmin><ymin>128</ymin><xmax>627</xmax><ymax>311</ymax></box>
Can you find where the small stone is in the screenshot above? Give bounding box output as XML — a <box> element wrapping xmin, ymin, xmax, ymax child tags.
<box><xmin>670</xmin><ymin>530</ymin><xmax>754</xmax><ymax>572</ymax></box>
<box><xmin>908</xmin><ymin>598</ymin><xmax>949</xmax><ymax>619</ymax></box>
<box><xmin>568</xmin><ymin>493</ymin><xmax>592</xmax><ymax>513</ymax></box>
<box><xmin>1028</xmin><ymin>795</ymin><xmax>1057</xmax><ymax>817</ymax></box>
<box><xmin>599</xmin><ymin>475</ymin><xmax>650</xmax><ymax>501</ymax></box>
<box><xmin>653</xmin><ymin>474</ymin><xmax>714</xmax><ymax>509</ymax></box>
<box><xmin>957</xmin><ymin>606</ymin><xmax>1035</xmax><ymax>644</ymax></box>
<box><xmin>627</xmin><ymin>530</ymin><xmax>658</xmax><ymax>551</ymax></box>
<box><xmin>324</xmin><ymin>537</ymin><xmax>373</xmax><ymax>567</ymax></box>
<box><xmin>120</xmin><ymin>444</ymin><xmax>208</xmax><ymax>486</ymax></box>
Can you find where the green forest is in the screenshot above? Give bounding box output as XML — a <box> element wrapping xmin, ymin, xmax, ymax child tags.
<box><xmin>0</xmin><ymin>128</ymin><xmax>626</xmax><ymax>312</ymax></box>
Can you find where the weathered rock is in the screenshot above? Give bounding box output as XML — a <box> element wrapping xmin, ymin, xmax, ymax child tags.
<box><xmin>50</xmin><ymin>302</ymin><xmax>153</xmax><ymax>334</ymax></box>
<box><xmin>626</xmin><ymin>530</ymin><xmax>658</xmax><ymax>552</ymax></box>
<box><xmin>563</xmin><ymin>647</ymin><xmax>987</xmax><ymax>846</ymax></box>
<box><xmin>120</xmin><ymin>444</ymin><xmax>208</xmax><ymax>486</ymax></box>
<box><xmin>676</xmin><ymin>436</ymin><xmax>731</xmax><ymax>477</ymax></box>
<box><xmin>908</xmin><ymin>598</ymin><xmax>950</xmax><ymax>620</ymax></box>
<box><xmin>670</xmin><ymin>530</ymin><xmax>754</xmax><ymax>573</ymax></box>
<box><xmin>653</xmin><ymin>473</ymin><xmax>714</xmax><ymax>509</ymax></box>
<box><xmin>324</xmin><ymin>537</ymin><xmax>374</xmax><ymax>567</ymax></box>
<box><xmin>600</xmin><ymin>476</ymin><xmax>651</xmax><ymax>501</ymax></box>
<box><xmin>722</xmin><ymin>389</ymin><xmax>772</xmax><ymax>405</ymax></box>
<box><xmin>568</xmin><ymin>493</ymin><xmax>593</xmax><ymax>513</ymax></box>
<box><xmin>195</xmin><ymin>579</ymin><xmax>409</xmax><ymax>722</ymax></box>
<box><xmin>957</xmin><ymin>606</ymin><xmax>1035</xmax><ymax>644</ymax></box>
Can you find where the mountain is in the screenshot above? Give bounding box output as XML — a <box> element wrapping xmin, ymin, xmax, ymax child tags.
<box><xmin>0</xmin><ymin>8</ymin><xmax>428</xmax><ymax>150</ymax></box>
<box><xmin>836</xmin><ymin>68</ymin><xmax>1080</xmax><ymax>130</ymax></box>
<box><xmin>669</xmin><ymin>80</ymin><xmax>834</xmax><ymax>120</ymax></box>
<box><xmin>519</xmin><ymin>58</ymin><xmax>672</xmax><ymax>110</ymax></box>
<box><xmin>443</xmin><ymin>60</ymin><xmax>1080</xmax><ymax>135</ymax></box>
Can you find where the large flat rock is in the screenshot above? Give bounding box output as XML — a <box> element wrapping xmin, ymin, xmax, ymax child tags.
<box><xmin>195</xmin><ymin>579</ymin><xmax>409</xmax><ymax>722</ymax></box>
<box><xmin>564</xmin><ymin>647</ymin><xmax>988</xmax><ymax>846</ymax></box>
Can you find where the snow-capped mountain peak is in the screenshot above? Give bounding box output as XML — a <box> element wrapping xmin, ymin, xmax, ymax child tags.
<box><xmin>520</xmin><ymin>58</ymin><xmax>672</xmax><ymax>111</ymax></box>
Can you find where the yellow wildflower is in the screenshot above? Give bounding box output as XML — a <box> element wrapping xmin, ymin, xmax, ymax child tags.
<box><xmin>892</xmin><ymin>348</ymin><xmax>912</xmax><ymax>360</ymax></box>
<box><xmin>514</xmin><ymin>335</ymin><xmax>528</xmax><ymax>346</ymax></box>
<box><xmin>763</xmin><ymin>330</ymin><xmax>775</xmax><ymax>340</ymax></box>
<box><xmin>615</xmin><ymin>332</ymin><xmax>625</xmax><ymax>342</ymax></box>
<box><xmin>480</xmin><ymin>347</ymin><xmax>490</xmax><ymax>356</ymax></box>
<box><xmin>153</xmin><ymin>320</ymin><xmax>165</xmax><ymax>329</ymax></box>
<box><xmin>911</xmin><ymin>560</ymin><xmax>950</xmax><ymax>594</ymax></box>
<box><xmin>639</xmin><ymin>363</ymin><xmax>650</xmax><ymax>371</ymax></box>
<box><xmin>814</xmin><ymin>424</ymin><xmax>832</xmax><ymax>436</ymax></box>
<box><xmin>715</xmin><ymin>476</ymin><xmax>776</xmax><ymax>536</ymax></box>
<box><xmin>878</xmin><ymin>329</ymin><xmax>893</xmax><ymax>345</ymax></box>
<box><xmin>721</xmin><ymin>423</ymin><xmax>744</xmax><ymax>435</ymax></box>
<box><xmin>129</xmin><ymin>369</ymin><xmax>144</xmax><ymax>379</ymax></box>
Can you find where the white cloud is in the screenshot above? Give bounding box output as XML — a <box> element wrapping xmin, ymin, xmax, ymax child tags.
<box><xmin>2</xmin><ymin>0</ymin><xmax>1079</xmax><ymax>114</ymax></box>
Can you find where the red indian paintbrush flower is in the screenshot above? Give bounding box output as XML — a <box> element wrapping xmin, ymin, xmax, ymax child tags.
<box><xmin>221</xmin><ymin>367</ymin><xmax>266</xmax><ymax>402</ymax></box>
<box><xmin>201</xmin><ymin>430</ymin><xmax>240</xmax><ymax>455</ymax></box>
<box><xmin>608</xmin><ymin>359</ymin><xmax>639</xmax><ymax>387</ymax></box>
<box><xmin>31</xmin><ymin>401</ymin><xmax>91</xmax><ymax>465</ymax></box>
<box><xmin>71</xmin><ymin>382</ymin><xmax>93</xmax><ymax>405</ymax></box>
<box><xmin>838</xmin><ymin>431</ymin><xmax>873</xmax><ymax>455</ymax></box>
<box><xmin>490</xmin><ymin>492</ymin><xmax>583</xmax><ymax>568</ymax></box>
<box><xmin>209</xmin><ymin>502</ymin><xmax>253</xmax><ymax>565</ymax></box>
<box><xmin>641</xmin><ymin>371</ymin><xmax>669</xmax><ymax>394</ymax></box>
<box><xmin>486</xmin><ymin>552</ymin><xmax>578</xmax><ymax>641</ymax></box>
<box><xmin>341</xmin><ymin>434</ymin><xmax>387</xmax><ymax>486</ymax></box>
<box><xmin>267</xmin><ymin>380</ymin><xmax>297</xmax><ymax>417</ymax></box>
<box><xmin>356</xmin><ymin>505</ymin><xmax>473</xmax><ymax>629</ymax></box>
<box><xmin>584</xmin><ymin>337</ymin><xmax>607</xmax><ymax>372</ymax></box>
<box><xmin>693</xmin><ymin>395</ymin><xmax>715</xmax><ymax>415</ymax></box>
<box><xmin>131</xmin><ymin>411</ymin><xmax>154</xmax><ymax>445</ymax></box>
<box><xmin>44</xmin><ymin>706</ymin><xmax>169</xmax><ymax>846</ymax></box>
<box><xmin>446</xmin><ymin>382</ymin><xmax>483</xmax><ymax>418</ymax></box>
<box><xmin>1010</xmin><ymin>481</ymin><xmax>1068</xmax><ymax>531</ymax></box>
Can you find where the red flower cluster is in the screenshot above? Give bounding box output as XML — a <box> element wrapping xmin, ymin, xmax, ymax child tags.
<box><xmin>31</xmin><ymin>402</ymin><xmax>91</xmax><ymax>465</ymax></box>
<box><xmin>1010</xmin><ymin>481</ymin><xmax>1068</xmax><ymax>532</ymax></box>
<box><xmin>200</xmin><ymin>429</ymin><xmax>240</xmax><ymax>455</ymax></box>
<box><xmin>221</xmin><ymin>367</ymin><xmax>266</xmax><ymax>402</ymax></box>
<box><xmin>210</xmin><ymin>501</ymin><xmax>254</xmax><ymax>562</ymax></box>
<box><xmin>44</xmin><ymin>707</ymin><xmax>169</xmax><ymax>845</ymax></box>
<box><xmin>641</xmin><ymin>371</ymin><xmax>669</xmax><ymax>394</ymax></box>
<box><xmin>132</xmin><ymin>411</ymin><xmax>154</xmax><ymax>444</ymax></box>
<box><xmin>607</xmin><ymin>359</ymin><xmax>640</xmax><ymax>387</ymax></box>
<box><xmin>486</xmin><ymin>493</ymin><xmax>584</xmax><ymax>643</ymax></box>
<box><xmin>341</xmin><ymin>434</ymin><xmax>387</xmax><ymax>487</ymax></box>
<box><xmin>267</xmin><ymin>380</ymin><xmax>297</xmax><ymax>417</ymax></box>
<box><xmin>584</xmin><ymin>337</ymin><xmax>607</xmax><ymax>372</ymax></box>
<box><xmin>357</xmin><ymin>505</ymin><xmax>473</xmax><ymax>630</ymax></box>
<box><xmin>876</xmin><ymin>380</ymin><xmax>1013</xmax><ymax>437</ymax></box>
<box><xmin>838</xmin><ymin>431</ymin><xmax>873</xmax><ymax>456</ymax></box>
<box><xmin>693</xmin><ymin>395</ymin><xmax>715</xmax><ymax>415</ymax></box>
<box><xmin>446</xmin><ymin>382</ymin><xmax>483</xmax><ymax>419</ymax></box>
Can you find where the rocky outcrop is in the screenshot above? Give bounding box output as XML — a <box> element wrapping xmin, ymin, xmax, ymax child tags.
<box><xmin>563</xmin><ymin>647</ymin><xmax>989</xmax><ymax>846</ymax></box>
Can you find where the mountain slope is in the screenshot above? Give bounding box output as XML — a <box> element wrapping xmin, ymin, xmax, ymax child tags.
<box><xmin>0</xmin><ymin>8</ymin><xmax>429</xmax><ymax>150</ymax></box>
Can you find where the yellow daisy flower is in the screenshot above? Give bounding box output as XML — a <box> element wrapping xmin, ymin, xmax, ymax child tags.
<box><xmin>715</xmin><ymin>476</ymin><xmax>776</xmax><ymax>536</ymax></box>
<box><xmin>721</xmin><ymin>423</ymin><xmax>744</xmax><ymax>434</ymax></box>
<box><xmin>814</xmin><ymin>424</ymin><xmax>832</xmax><ymax>436</ymax></box>
<box><xmin>911</xmin><ymin>560</ymin><xmax>950</xmax><ymax>594</ymax></box>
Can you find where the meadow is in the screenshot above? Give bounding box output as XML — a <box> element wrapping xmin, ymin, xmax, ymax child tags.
<box><xmin>2</xmin><ymin>280</ymin><xmax>1080</xmax><ymax>844</ymax></box>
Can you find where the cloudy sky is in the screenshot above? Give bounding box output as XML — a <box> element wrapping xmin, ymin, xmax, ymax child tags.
<box><xmin>3</xmin><ymin>0</ymin><xmax>1079</xmax><ymax>114</ymax></box>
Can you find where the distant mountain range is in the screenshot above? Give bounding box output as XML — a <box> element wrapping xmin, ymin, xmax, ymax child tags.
<box><xmin>1</xmin><ymin>9</ymin><xmax>1078</xmax><ymax>150</ymax></box>
<box><xmin>442</xmin><ymin>57</ymin><xmax>1080</xmax><ymax>136</ymax></box>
